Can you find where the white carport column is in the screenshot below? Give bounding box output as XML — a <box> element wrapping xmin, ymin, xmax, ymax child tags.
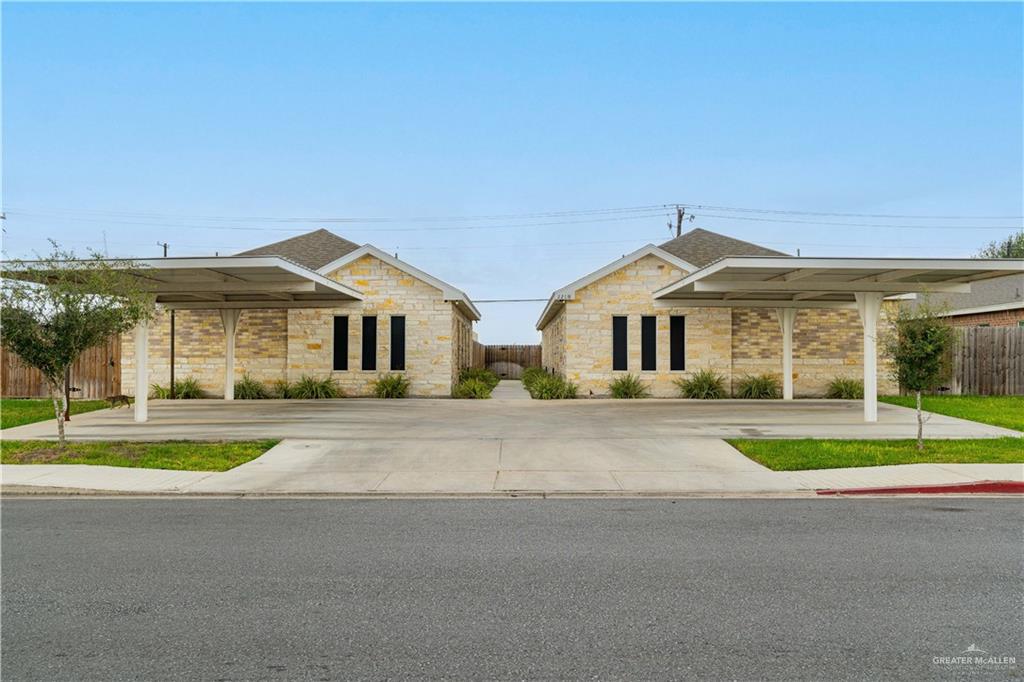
<box><xmin>775</xmin><ymin>308</ymin><xmax>796</xmax><ymax>400</ymax></box>
<box><xmin>133</xmin><ymin>320</ymin><xmax>149</xmax><ymax>423</ymax></box>
<box><xmin>220</xmin><ymin>310</ymin><xmax>242</xmax><ymax>400</ymax></box>
<box><xmin>855</xmin><ymin>293</ymin><xmax>884</xmax><ymax>423</ymax></box>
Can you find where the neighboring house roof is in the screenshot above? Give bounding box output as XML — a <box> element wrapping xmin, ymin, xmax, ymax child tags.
<box><xmin>535</xmin><ymin>244</ymin><xmax>698</xmax><ymax>330</ymax></box>
<box><xmin>914</xmin><ymin>273</ymin><xmax>1024</xmax><ymax>316</ymax></box>
<box><xmin>658</xmin><ymin>228</ymin><xmax>788</xmax><ymax>267</ymax></box>
<box><xmin>238</xmin><ymin>230</ymin><xmax>480</xmax><ymax>320</ymax></box>
<box><xmin>236</xmin><ymin>229</ymin><xmax>362</xmax><ymax>270</ymax></box>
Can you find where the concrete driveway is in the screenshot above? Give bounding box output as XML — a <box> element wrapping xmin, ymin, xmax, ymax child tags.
<box><xmin>3</xmin><ymin>389</ymin><xmax>1018</xmax><ymax>495</ymax></box>
<box><xmin>3</xmin><ymin>393</ymin><xmax>1015</xmax><ymax>442</ymax></box>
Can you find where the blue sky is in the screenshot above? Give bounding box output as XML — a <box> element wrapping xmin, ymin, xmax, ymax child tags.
<box><xmin>3</xmin><ymin>2</ymin><xmax>1022</xmax><ymax>342</ymax></box>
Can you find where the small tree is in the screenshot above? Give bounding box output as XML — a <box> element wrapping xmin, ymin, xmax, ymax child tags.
<box><xmin>1</xmin><ymin>243</ymin><xmax>154</xmax><ymax>443</ymax></box>
<box><xmin>884</xmin><ymin>301</ymin><xmax>955</xmax><ymax>450</ymax></box>
<box><xmin>977</xmin><ymin>230</ymin><xmax>1024</xmax><ymax>258</ymax></box>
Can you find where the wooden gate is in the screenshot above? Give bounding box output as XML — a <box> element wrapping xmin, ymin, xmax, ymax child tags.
<box><xmin>483</xmin><ymin>344</ymin><xmax>542</xmax><ymax>379</ymax></box>
<box><xmin>947</xmin><ymin>326</ymin><xmax>1024</xmax><ymax>395</ymax></box>
<box><xmin>1</xmin><ymin>337</ymin><xmax>122</xmax><ymax>399</ymax></box>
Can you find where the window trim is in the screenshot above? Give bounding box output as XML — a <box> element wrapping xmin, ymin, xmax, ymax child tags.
<box><xmin>361</xmin><ymin>315</ymin><xmax>377</xmax><ymax>371</ymax></box>
<box><xmin>390</xmin><ymin>315</ymin><xmax>406</xmax><ymax>371</ymax></box>
<box><xmin>332</xmin><ymin>315</ymin><xmax>349</xmax><ymax>371</ymax></box>
<box><xmin>641</xmin><ymin>315</ymin><xmax>657</xmax><ymax>372</ymax></box>
<box><xmin>612</xmin><ymin>315</ymin><xmax>628</xmax><ymax>372</ymax></box>
<box><xmin>670</xmin><ymin>315</ymin><xmax>686</xmax><ymax>372</ymax></box>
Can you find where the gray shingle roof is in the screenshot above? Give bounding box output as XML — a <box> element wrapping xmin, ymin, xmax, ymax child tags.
<box><xmin>658</xmin><ymin>228</ymin><xmax>788</xmax><ymax>267</ymax></box>
<box><xmin>236</xmin><ymin>229</ymin><xmax>362</xmax><ymax>270</ymax></box>
<box><xmin>914</xmin><ymin>273</ymin><xmax>1024</xmax><ymax>312</ymax></box>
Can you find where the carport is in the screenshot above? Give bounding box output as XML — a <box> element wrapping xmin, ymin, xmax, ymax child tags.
<box><xmin>128</xmin><ymin>256</ymin><xmax>363</xmax><ymax>422</ymax></box>
<box><xmin>654</xmin><ymin>257</ymin><xmax>1023</xmax><ymax>422</ymax></box>
<box><xmin>4</xmin><ymin>255</ymin><xmax>363</xmax><ymax>424</ymax></box>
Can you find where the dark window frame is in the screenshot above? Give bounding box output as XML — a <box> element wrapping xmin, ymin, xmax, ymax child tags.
<box><xmin>390</xmin><ymin>315</ymin><xmax>406</xmax><ymax>371</ymax></box>
<box><xmin>670</xmin><ymin>315</ymin><xmax>686</xmax><ymax>371</ymax></box>
<box><xmin>641</xmin><ymin>315</ymin><xmax>657</xmax><ymax>371</ymax></box>
<box><xmin>332</xmin><ymin>316</ymin><xmax>349</xmax><ymax>371</ymax></box>
<box><xmin>612</xmin><ymin>316</ymin><xmax>628</xmax><ymax>371</ymax></box>
<box><xmin>361</xmin><ymin>315</ymin><xmax>377</xmax><ymax>371</ymax></box>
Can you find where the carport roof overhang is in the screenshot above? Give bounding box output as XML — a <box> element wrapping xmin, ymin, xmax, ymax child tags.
<box><xmin>652</xmin><ymin>257</ymin><xmax>1024</xmax><ymax>307</ymax></box>
<box><xmin>3</xmin><ymin>256</ymin><xmax>364</xmax><ymax>309</ymax></box>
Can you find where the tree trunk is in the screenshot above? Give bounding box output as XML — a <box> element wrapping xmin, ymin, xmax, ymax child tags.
<box><xmin>48</xmin><ymin>378</ymin><xmax>67</xmax><ymax>446</ymax></box>
<box><xmin>915</xmin><ymin>390</ymin><xmax>924</xmax><ymax>451</ymax></box>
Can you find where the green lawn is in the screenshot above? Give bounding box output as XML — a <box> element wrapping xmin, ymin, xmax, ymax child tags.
<box><xmin>0</xmin><ymin>440</ymin><xmax>278</xmax><ymax>471</ymax></box>
<box><xmin>1</xmin><ymin>399</ymin><xmax>111</xmax><ymax>430</ymax></box>
<box><xmin>727</xmin><ymin>437</ymin><xmax>1024</xmax><ymax>471</ymax></box>
<box><xmin>879</xmin><ymin>395</ymin><xmax>1024</xmax><ymax>432</ymax></box>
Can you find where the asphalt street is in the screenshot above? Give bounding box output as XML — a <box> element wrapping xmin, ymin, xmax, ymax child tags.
<box><xmin>2</xmin><ymin>499</ymin><xmax>1021</xmax><ymax>681</ymax></box>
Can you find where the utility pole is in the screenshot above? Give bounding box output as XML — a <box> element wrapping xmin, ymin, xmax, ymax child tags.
<box><xmin>158</xmin><ymin>241</ymin><xmax>169</xmax><ymax>257</ymax></box>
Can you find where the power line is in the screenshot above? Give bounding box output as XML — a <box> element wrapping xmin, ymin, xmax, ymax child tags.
<box><xmin>7</xmin><ymin>200</ymin><xmax>1021</xmax><ymax>224</ymax></box>
<box><xmin>677</xmin><ymin>202</ymin><xmax>1024</xmax><ymax>220</ymax></box>
<box><xmin>694</xmin><ymin>212</ymin><xmax>1021</xmax><ymax>230</ymax></box>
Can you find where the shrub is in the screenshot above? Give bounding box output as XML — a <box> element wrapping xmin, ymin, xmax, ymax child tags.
<box><xmin>373</xmin><ymin>373</ymin><xmax>410</xmax><ymax>399</ymax></box>
<box><xmin>825</xmin><ymin>376</ymin><xmax>864</xmax><ymax>400</ymax></box>
<box><xmin>458</xmin><ymin>367</ymin><xmax>500</xmax><ymax>390</ymax></box>
<box><xmin>235</xmin><ymin>374</ymin><xmax>270</xmax><ymax>400</ymax></box>
<box><xmin>173</xmin><ymin>377</ymin><xmax>204</xmax><ymax>399</ymax></box>
<box><xmin>150</xmin><ymin>383</ymin><xmax>170</xmax><ymax>399</ymax></box>
<box><xmin>735</xmin><ymin>374</ymin><xmax>781</xmax><ymax>399</ymax></box>
<box><xmin>452</xmin><ymin>378</ymin><xmax>493</xmax><ymax>399</ymax></box>
<box><xmin>290</xmin><ymin>375</ymin><xmax>341</xmax><ymax>399</ymax></box>
<box><xmin>521</xmin><ymin>367</ymin><xmax>546</xmax><ymax>391</ymax></box>
<box><xmin>674</xmin><ymin>369</ymin><xmax>727</xmax><ymax>399</ymax></box>
<box><xmin>608</xmin><ymin>374</ymin><xmax>650</xmax><ymax>399</ymax></box>
<box><xmin>271</xmin><ymin>379</ymin><xmax>293</xmax><ymax>399</ymax></box>
<box><xmin>528</xmin><ymin>374</ymin><xmax>578</xmax><ymax>400</ymax></box>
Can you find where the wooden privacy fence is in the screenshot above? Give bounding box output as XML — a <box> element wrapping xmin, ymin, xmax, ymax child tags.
<box><xmin>482</xmin><ymin>344</ymin><xmax>542</xmax><ymax>379</ymax></box>
<box><xmin>946</xmin><ymin>326</ymin><xmax>1024</xmax><ymax>396</ymax></box>
<box><xmin>1</xmin><ymin>337</ymin><xmax>121</xmax><ymax>399</ymax></box>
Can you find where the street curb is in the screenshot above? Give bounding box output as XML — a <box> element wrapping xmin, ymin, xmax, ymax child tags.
<box><xmin>817</xmin><ymin>480</ymin><xmax>1024</xmax><ymax>496</ymax></box>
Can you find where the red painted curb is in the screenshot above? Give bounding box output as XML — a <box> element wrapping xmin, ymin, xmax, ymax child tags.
<box><xmin>817</xmin><ymin>480</ymin><xmax>1024</xmax><ymax>496</ymax></box>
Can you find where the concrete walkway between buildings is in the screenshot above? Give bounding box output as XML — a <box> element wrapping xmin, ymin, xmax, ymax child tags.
<box><xmin>490</xmin><ymin>380</ymin><xmax>531</xmax><ymax>400</ymax></box>
<box><xmin>2</xmin><ymin>398</ymin><xmax>1019</xmax><ymax>495</ymax></box>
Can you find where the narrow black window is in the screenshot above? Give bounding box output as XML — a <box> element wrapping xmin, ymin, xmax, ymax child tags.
<box><xmin>670</xmin><ymin>315</ymin><xmax>686</xmax><ymax>371</ymax></box>
<box><xmin>361</xmin><ymin>316</ymin><xmax>377</xmax><ymax>370</ymax></box>
<box><xmin>390</xmin><ymin>316</ymin><xmax>406</xmax><ymax>371</ymax></box>
<box><xmin>333</xmin><ymin>316</ymin><xmax>348</xmax><ymax>371</ymax></box>
<box><xmin>641</xmin><ymin>316</ymin><xmax>656</xmax><ymax>371</ymax></box>
<box><xmin>612</xmin><ymin>316</ymin><xmax>628</xmax><ymax>371</ymax></box>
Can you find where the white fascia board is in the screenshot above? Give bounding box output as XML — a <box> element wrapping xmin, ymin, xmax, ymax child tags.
<box><xmin>2</xmin><ymin>255</ymin><xmax>365</xmax><ymax>300</ymax></box>
<box><xmin>937</xmin><ymin>300</ymin><xmax>1024</xmax><ymax>317</ymax></box>
<box><xmin>317</xmin><ymin>245</ymin><xmax>480</xmax><ymax>321</ymax></box>
<box><xmin>654</xmin><ymin>256</ymin><xmax>1024</xmax><ymax>299</ymax></box>
<box><xmin>536</xmin><ymin>245</ymin><xmax>698</xmax><ymax>329</ymax></box>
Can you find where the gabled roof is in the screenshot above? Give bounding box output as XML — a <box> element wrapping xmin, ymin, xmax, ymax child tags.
<box><xmin>317</xmin><ymin>244</ymin><xmax>481</xmax><ymax>321</ymax></box>
<box><xmin>239</xmin><ymin>230</ymin><xmax>480</xmax><ymax>320</ymax></box>
<box><xmin>536</xmin><ymin>244</ymin><xmax>697</xmax><ymax>329</ymax></box>
<box><xmin>236</xmin><ymin>229</ymin><xmax>362</xmax><ymax>270</ymax></box>
<box><xmin>658</xmin><ymin>228</ymin><xmax>788</xmax><ymax>267</ymax></box>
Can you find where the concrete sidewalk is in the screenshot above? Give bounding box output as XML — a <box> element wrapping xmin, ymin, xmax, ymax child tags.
<box><xmin>3</xmin><ymin>439</ymin><xmax>1021</xmax><ymax>495</ymax></box>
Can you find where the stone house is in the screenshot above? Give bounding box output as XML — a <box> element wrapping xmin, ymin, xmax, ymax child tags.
<box><xmin>122</xmin><ymin>229</ymin><xmax>479</xmax><ymax>397</ymax></box>
<box><xmin>538</xmin><ymin>228</ymin><xmax>894</xmax><ymax>397</ymax></box>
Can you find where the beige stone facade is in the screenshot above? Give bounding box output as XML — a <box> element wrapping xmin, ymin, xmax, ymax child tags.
<box><xmin>540</xmin><ymin>252</ymin><xmax>897</xmax><ymax>397</ymax></box>
<box><xmin>122</xmin><ymin>253</ymin><xmax>474</xmax><ymax>397</ymax></box>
